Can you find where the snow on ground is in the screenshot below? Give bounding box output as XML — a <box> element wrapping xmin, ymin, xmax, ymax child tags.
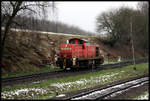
<box><xmin>2</xmin><ymin>27</ymin><xmax>86</xmax><ymax>37</ymax></box>
<box><xmin>32</xmin><ymin>80</ymin><xmax>43</xmax><ymax>84</ymax></box>
<box><xmin>2</xmin><ymin>71</ymin><xmax>125</xmax><ymax>99</ymax></box>
<box><xmin>136</xmin><ymin>92</ymin><xmax>149</xmax><ymax>100</ymax></box>
<box><xmin>1</xmin><ymin>88</ymin><xmax>52</xmax><ymax>99</ymax></box>
<box><xmin>56</xmin><ymin>94</ymin><xmax>66</xmax><ymax>97</ymax></box>
<box><xmin>50</xmin><ymin>72</ymin><xmax>123</xmax><ymax>91</ymax></box>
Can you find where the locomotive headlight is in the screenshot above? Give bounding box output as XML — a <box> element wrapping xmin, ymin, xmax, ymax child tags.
<box><xmin>73</xmin><ymin>57</ymin><xmax>76</xmax><ymax>66</ymax></box>
<box><xmin>73</xmin><ymin>57</ymin><xmax>76</xmax><ymax>60</ymax></box>
<box><xmin>54</xmin><ymin>55</ymin><xmax>58</xmax><ymax>61</ymax></box>
<box><xmin>55</xmin><ymin>57</ymin><xmax>58</xmax><ymax>61</ymax></box>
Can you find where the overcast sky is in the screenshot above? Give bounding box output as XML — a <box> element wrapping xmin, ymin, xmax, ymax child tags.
<box><xmin>50</xmin><ymin>1</ymin><xmax>139</xmax><ymax>33</ymax></box>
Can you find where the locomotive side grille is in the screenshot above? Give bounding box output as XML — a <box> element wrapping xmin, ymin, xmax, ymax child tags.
<box><xmin>61</xmin><ymin>47</ymin><xmax>72</xmax><ymax>50</ymax></box>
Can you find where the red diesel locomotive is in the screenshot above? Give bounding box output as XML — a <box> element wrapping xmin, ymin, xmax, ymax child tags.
<box><xmin>56</xmin><ymin>38</ymin><xmax>104</xmax><ymax>70</ymax></box>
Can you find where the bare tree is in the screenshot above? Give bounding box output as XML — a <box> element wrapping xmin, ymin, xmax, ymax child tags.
<box><xmin>96</xmin><ymin>6</ymin><xmax>148</xmax><ymax>47</ymax></box>
<box><xmin>1</xmin><ymin>1</ymin><xmax>56</xmax><ymax>66</ymax></box>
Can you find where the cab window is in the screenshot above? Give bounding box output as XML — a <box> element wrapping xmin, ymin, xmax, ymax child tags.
<box><xmin>79</xmin><ymin>40</ymin><xmax>83</xmax><ymax>44</ymax></box>
<box><xmin>69</xmin><ymin>40</ymin><xmax>75</xmax><ymax>44</ymax></box>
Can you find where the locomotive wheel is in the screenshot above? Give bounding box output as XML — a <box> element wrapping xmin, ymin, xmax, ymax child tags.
<box><xmin>66</xmin><ymin>68</ymin><xmax>71</xmax><ymax>70</ymax></box>
<box><xmin>92</xmin><ymin>64</ymin><xmax>94</xmax><ymax>69</ymax></box>
<box><xmin>87</xmin><ymin>60</ymin><xmax>91</xmax><ymax>69</ymax></box>
<box><xmin>63</xmin><ymin>67</ymin><xmax>70</xmax><ymax>71</ymax></box>
<box><xmin>92</xmin><ymin>60</ymin><xmax>95</xmax><ymax>69</ymax></box>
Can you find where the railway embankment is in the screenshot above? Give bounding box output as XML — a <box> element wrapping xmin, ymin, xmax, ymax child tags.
<box><xmin>2</xmin><ymin>29</ymin><xmax>148</xmax><ymax>74</ymax></box>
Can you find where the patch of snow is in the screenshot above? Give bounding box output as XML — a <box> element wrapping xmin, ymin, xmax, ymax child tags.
<box><xmin>56</xmin><ymin>94</ymin><xmax>66</xmax><ymax>97</ymax></box>
<box><xmin>51</xmin><ymin>79</ymin><xmax>90</xmax><ymax>91</ymax></box>
<box><xmin>1</xmin><ymin>88</ymin><xmax>51</xmax><ymax>99</ymax></box>
<box><xmin>50</xmin><ymin>72</ymin><xmax>119</xmax><ymax>91</ymax></box>
<box><xmin>120</xmin><ymin>71</ymin><xmax>125</xmax><ymax>73</ymax></box>
<box><xmin>32</xmin><ymin>81</ymin><xmax>42</xmax><ymax>84</ymax></box>
<box><xmin>50</xmin><ymin>42</ymin><xmax>54</xmax><ymax>44</ymax></box>
<box><xmin>137</xmin><ymin>92</ymin><xmax>149</xmax><ymax>100</ymax></box>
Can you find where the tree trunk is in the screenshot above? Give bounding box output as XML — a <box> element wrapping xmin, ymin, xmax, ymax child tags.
<box><xmin>0</xmin><ymin>1</ymin><xmax>23</xmax><ymax>67</ymax></box>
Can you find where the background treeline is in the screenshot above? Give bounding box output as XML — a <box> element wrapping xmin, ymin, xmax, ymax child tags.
<box><xmin>2</xmin><ymin>15</ymin><xmax>95</xmax><ymax>36</ymax></box>
<box><xmin>96</xmin><ymin>2</ymin><xmax>149</xmax><ymax>52</ymax></box>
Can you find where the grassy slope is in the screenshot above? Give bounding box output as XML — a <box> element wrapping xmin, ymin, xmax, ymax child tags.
<box><xmin>2</xmin><ymin>30</ymin><xmax>148</xmax><ymax>74</ymax></box>
<box><xmin>2</xmin><ymin>65</ymin><xmax>62</xmax><ymax>78</ymax></box>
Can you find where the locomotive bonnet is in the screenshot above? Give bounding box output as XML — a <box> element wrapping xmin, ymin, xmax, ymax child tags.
<box><xmin>56</xmin><ymin>38</ymin><xmax>104</xmax><ymax>70</ymax></box>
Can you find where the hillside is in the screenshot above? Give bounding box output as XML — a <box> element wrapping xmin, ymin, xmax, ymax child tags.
<box><xmin>2</xmin><ymin>29</ymin><xmax>147</xmax><ymax>74</ymax></box>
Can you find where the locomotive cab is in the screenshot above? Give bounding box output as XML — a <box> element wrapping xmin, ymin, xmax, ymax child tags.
<box><xmin>69</xmin><ymin>38</ymin><xmax>87</xmax><ymax>49</ymax></box>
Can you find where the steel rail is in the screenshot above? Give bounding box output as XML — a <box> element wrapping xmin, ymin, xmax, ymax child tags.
<box><xmin>72</xmin><ymin>77</ymin><xmax>148</xmax><ymax>100</ymax></box>
<box><xmin>2</xmin><ymin>58</ymin><xmax>148</xmax><ymax>87</ymax></box>
<box><xmin>50</xmin><ymin>74</ymin><xmax>148</xmax><ymax>100</ymax></box>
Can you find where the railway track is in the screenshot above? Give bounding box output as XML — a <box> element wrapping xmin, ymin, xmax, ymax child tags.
<box><xmin>2</xmin><ymin>58</ymin><xmax>148</xmax><ymax>87</ymax></box>
<box><xmin>50</xmin><ymin>74</ymin><xmax>149</xmax><ymax>100</ymax></box>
